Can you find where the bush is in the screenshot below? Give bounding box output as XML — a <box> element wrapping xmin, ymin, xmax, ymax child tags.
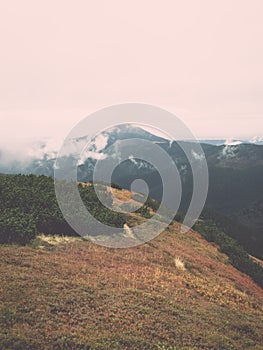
<box><xmin>110</xmin><ymin>182</ymin><xmax>122</xmax><ymax>190</ymax></box>
<box><xmin>145</xmin><ymin>197</ymin><xmax>160</xmax><ymax>212</ymax></box>
<box><xmin>174</xmin><ymin>212</ymin><xmax>185</xmax><ymax>223</ymax></box>
<box><xmin>0</xmin><ymin>209</ymin><xmax>36</xmax><ymax>244</ymax></box>
<box><xmin>135</xmin><ymin>206</ymin><xmax>151</xmax><ymax>219</ymax></box>
<box><xmin>194</xmin><ymin>220</ymin><xmax>263</xmax><ymax>288</ymax></box>
<box><xmin>0</xmin><ymin>174</ymin><xmax>127</xmax><ymax>243</ymax></box>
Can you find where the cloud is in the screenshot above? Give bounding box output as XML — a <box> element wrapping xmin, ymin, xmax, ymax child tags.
<box><xmin>77</xmin><ymin>151</ymin><xmax>106</xmax><ymax>166</ymax></box>
<box><xmin>0</xmin><ymin>136</ymin><xmax>86</xmax><ymax>168</ymax></box>
<box><xmin>191</xmin><ymin>150</ymin><xmax>205</xmax><ymax>161</ymax></box>
<box><xmin>249</xmin><ymin>136</ymin><xmax>263</xmax><ymax>144</ymax></box>
<box><xmin>224</xmin><ymin>139</ymin><xmax>242</xmax><ymax>146</ymax></box>
<box><xmin>220</xmin><ymin>145</ymin><xmax>238</xmax><ymax>159</ymax></box>
<box><xmin>92</xmin><ymin>133</ymin><xmax>109</xmax><ymax>152</ymax></box>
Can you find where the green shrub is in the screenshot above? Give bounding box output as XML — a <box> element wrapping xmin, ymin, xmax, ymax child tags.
<box><xmin>0</xmin><ymin>209</ymin><xmax>36</xmax><ymax>244</ymax></box>
<box><xmin>135</xmin><ymin>206</ymin><xmax>151</xmax><ymax>219</ymax></box>
<box><xmin>0</xmin><ymin>174</ymin><xmax>127</xmax><ymax>243</ymax></box>
<box><xmin>194</xmin><ymin>220</ymin><xmax>263</xmax><ymax>288</ymax></box>
<box><xmin>174</xmin><ymin>212</ymin><xmax>185</xmax><ymax>223</ymax></box>
<box><xmin>110</xmin><ymin>182</ymin><xmax>122</xmax><ymax>190</ymax></box>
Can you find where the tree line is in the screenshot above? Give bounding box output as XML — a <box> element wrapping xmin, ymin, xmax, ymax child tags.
<box><xmin>0</xmin><ymin>174</ymin><xmax>126</xmax><ymax>244</ymax></box>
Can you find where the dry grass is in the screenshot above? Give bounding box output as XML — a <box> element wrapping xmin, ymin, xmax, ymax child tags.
<box><xmin>174</xmin><ymin>257</ymin><xmax>186</xmax><ymax>271</ymax></box>
<box><xmin>0</xmin><ymin>223</ymin><xmax>262</xmax><ymax>349</ymax></box>
<box><xmin>111</xmin><ymin>188</ymin><xmax>133</xmax><ymax>202</ymax></box>
<box><xmin>31</xmin><ymin>234</ymin><xmax>83</xmax><ymax>250</ymax></box>
<box><xmin>249</xmin><ymin>254</ymin><xmax>263</xmax><ymax>267</ymax></box>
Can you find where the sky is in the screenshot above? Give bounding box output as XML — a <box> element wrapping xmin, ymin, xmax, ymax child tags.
<box><xmin>0</xmin><ymin>0</ymin><xmax>262</xmax><ymax>144</ymax></box>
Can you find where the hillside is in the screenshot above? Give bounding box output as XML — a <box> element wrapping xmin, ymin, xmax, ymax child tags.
<box><xmin>0</xmin><ymin>174</ymin><xmax>263</xmax><ymax>349</ymax></box>
<box><xmin>1</xmin><ymin>225</ymin><xmax>263</xmax><ymax>349</ymax></box>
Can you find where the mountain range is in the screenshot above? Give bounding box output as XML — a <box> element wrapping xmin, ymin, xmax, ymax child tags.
<box><xmin>1</xmin><ymin>124</ymin><xmax>263</xmax><ymax>258</ymax></box>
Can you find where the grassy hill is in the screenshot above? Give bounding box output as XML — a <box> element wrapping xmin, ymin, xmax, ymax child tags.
<box><xmin>0</xmin><ymin>223</ymin><xmax>263</xmax><ymax>349</ymax></box>
<box><xmin>0</xmin><ymin>174</ymin><xmax>263</xmax><ymax>349</ymax></box>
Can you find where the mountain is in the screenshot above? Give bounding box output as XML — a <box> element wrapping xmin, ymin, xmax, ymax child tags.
<box><xmin>0</xmin><ymin>126</ymin><xmax>262</xmax><ymax>176</ymax></box>
<box><xmin>194</xmin><ymin>139</ymin><xmax>263</xmax><ymax>146</ymax></box>
<box><xmin>0</xmin><ymin>125</ymin><xmax>262</xmax><ymax>257</ymax></box>
<box><xmin>79</xmin><ymin>125</ymin><xmax>263</xmax><ymax>259</ymax></box>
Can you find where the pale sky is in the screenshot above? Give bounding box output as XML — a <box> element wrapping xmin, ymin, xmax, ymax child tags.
<box><xmin>0</xmin><ymin>0</ymin><xmax>262</xmax><ymax>143</ymax></box>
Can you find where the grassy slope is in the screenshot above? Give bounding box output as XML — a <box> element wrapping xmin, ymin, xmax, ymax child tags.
<box><xmin>0</xmin><ymin>222</ymin><xmax>262</xmax><ymax>350</ymax></box>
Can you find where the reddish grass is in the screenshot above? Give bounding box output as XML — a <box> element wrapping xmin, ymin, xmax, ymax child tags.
<box><xmin>0</xmin><ymin>224</ymin><xmax>262</xmax><ymax>349</ymax></box>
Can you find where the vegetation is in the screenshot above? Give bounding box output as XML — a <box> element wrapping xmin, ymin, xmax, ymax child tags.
<box><xmin>88</xmin><ymin>180</ymin><xmax>122</xmax><ymax>190</ymax></box>
<box><xmin>201</xmin><ymin>206</ymin><xmax>263</xmax><ymax>259</ymax></box>
<box><xmin>110</xmin><ymin>182</ymin><xmax>123</xmax><ymax>190</ymax></box>
<box><xmin>1</xmin><ymin>173</ymin><xmax>262</xmax><ymax>290</ymax></box>
<box><xmin>0</xmin><ymin>174</ymin><xmax>126</xmax><ymax>244</ymax></box>
<box><xmin>0</xmin><ymin>225</ymin><xmax>262</xmax><ymax>349</ymax></box>
<box><xmin>0</xmin><ymin>209</ymin><xmax>36</xmax><ymax>245</ymax></box>
<box><xmin>194</xmin><ymin>219</ymin><xmax>263</xmax><ymax>288</ymax></box>
<box><xmin>0</xmin><ymin>174</ymin><xmax>263</xmax><ymax>348</ymax></box>
<box><xmin>135</xmin><ymin>205</ymin><xmax>151</xmax><ymax>219</ymax></box>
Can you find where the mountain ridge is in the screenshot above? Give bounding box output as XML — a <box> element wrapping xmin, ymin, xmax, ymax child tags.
<box><xmin>1</xmin><ymin>125</ymin><xmax>262</xmax><ymax>258</ymax></box>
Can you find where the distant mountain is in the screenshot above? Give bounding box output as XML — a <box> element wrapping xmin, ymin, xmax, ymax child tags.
<box><xmin>0</xmin><ymin>124</ymin><xmax>262</xmax><ymax>257</ymax></box>
<box><xmin>194</xmin><ymin>138</ymin><xmax>263</xmax><ymax>146</ymax></box>
<box><xmin>78</xmin><ymin>126</ymin><xmax>263</xmax><ymax>258</ymax></box>
<box><xmin>0</xmin><ymin>128</ymin><xmax>262</xmax><ymax>176</ymax></box>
